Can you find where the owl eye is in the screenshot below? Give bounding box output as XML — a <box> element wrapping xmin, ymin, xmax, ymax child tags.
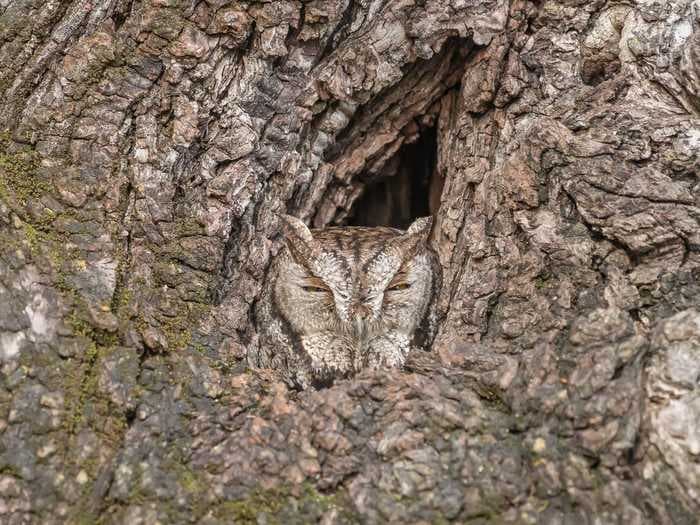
<box><xmin>301</xmin><ymin>284</ymin><xmax>329</xmax><ymax>293</ymax></box>
<box><xmin>388</xmin><ymin>282</ymin><xmax>411</xmax><ymax>291</ymax></box>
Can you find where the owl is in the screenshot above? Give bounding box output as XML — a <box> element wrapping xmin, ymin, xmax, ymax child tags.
<box><xmin>253</xmin><ymin>214</ymin><xmax>440</xmax><ymax>389</ymax></box>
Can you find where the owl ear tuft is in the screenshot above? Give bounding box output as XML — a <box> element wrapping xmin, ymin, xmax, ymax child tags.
<box><xmin>393</xmin><ymin>216</ymin><xmax>433</xmax><ymax>260</ymax></box>
<box><xmin>279</xmin><ymin>214</ymin><xmax>317</xmax><ymax>264</ymax></box>
<box><xmin>406</xmin><ymin>216</ymin><xmax>433</xmax><ymax>236</ymax></box>
<box><xmin>279</xmin><ymin>214</ymin><xmax>313</xmax><ymax>243</ymax></box>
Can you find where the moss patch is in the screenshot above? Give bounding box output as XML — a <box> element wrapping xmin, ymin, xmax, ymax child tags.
<box><xmin>208</xmin><ymin>483</ymin><xmax>357</xmax><ymax>524</ymax></box>
<box><xmin>212</xmin><ymin>483</ymin><xmax>355</xmax><ymax>524</ymax></box>
<box><xmin>0</xmin><ymin>130</ymin><xmax>50</xmax><ymax>205</ymax></box>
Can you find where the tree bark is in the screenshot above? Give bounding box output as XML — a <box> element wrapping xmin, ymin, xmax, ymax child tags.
<box><xmin>1</xmin><ymin>0</ymin><xmax>699</xmax><ymax>523</ymax></box>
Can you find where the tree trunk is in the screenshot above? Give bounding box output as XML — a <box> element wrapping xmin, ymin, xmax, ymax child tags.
<box><xmin>1</xmin><ymin>0</ymin><xmax>699</xmax><ymax>522</ymax></box>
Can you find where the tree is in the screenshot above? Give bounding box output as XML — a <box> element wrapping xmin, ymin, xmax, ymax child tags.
<box><xmin>1</xmin><ymin>0</ymin><xmax>699</xmax><ymax>522</ymax></box>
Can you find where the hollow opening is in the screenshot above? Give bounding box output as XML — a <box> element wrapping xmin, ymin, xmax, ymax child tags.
<box><xmin>346</xmin><ymin>124</ymin><xmax>439</xmax><ymax>229</ymax></box>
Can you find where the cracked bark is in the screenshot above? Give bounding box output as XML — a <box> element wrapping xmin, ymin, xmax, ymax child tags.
<box><xmin>1</xmin><ymin>0</ymin><xmax>699</xmax><ymax>523</ymax></box>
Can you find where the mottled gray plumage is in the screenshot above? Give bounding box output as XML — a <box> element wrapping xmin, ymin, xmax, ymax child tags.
<box><xmin>253</xmin><ymin>215</ymin><xmax>440</xmax><ymax>389</ymax></box>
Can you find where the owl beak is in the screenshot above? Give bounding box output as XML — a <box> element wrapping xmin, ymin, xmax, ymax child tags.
<box><xmin>352</xmin><ymin>304</ymin><xmax>371</xmax><ymax>337</ymax></box>
<box><xmin>353</xmin><ymin>304</ymin><xmax>371</xmax><ymax>320</ymax></box>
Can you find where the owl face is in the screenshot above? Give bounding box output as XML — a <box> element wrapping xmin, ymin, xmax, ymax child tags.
<box><xmin>272</xmin><ymin>215</ymin><xmax>435</xmax><ymax>379</ymax></box>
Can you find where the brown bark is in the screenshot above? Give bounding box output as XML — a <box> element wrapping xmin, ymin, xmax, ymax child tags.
<box><xmin>0</xmin><ymin>0</ymin><xmax>699</xmax><ymax>523</ymax></box>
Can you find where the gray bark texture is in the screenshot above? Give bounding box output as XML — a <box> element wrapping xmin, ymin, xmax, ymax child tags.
<box><xmin>1</xmin><ymin>0</ymin><xmax>699</xmax><ymax>523</ymax></box>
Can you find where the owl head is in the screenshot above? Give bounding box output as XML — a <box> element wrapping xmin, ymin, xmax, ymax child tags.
<box><xmin>272</xmin><ymin>214</ymin><xmax>436</xmax><ymax>376</ymax></box>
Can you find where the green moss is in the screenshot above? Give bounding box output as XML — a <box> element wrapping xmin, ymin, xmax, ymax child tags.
<box><xmin>299</xmin><ymin>483</ymin><xmax>344</xmax><ymax>512</ymax></box>
<box><xmin>534</xmin><ymin>277</ymin><xmax>547</xmax><ymax>289</ymax></box>
<box><xmin>21</xmin><ymin>222</ymin><xmax>40</xmax><ymax>252</ymax></box>
<box><xmin>0</xmin><ymin>137</ymin><xmax>140</xmax><ymax>504</ymax></box>
<box><xmin>64</xmin><ymin>339</ymin><xmax>100</xmax><ymax>434</ymax></box>
<box><xmin>67</xmin><ymin>308</ymin><xmax>118</xmax><ymax>348</ymax></box>
<box><xmin>146</xmin><ymin>7</ymin><xmax>185</xmax><ymax>40</ymax></box>
<box><xmin>179</xmin><ymin>467</ymin><xmax>204</xmax><ymax>494</ymax></box>
<box><xmin>62</xmin><ymin>303</ymin><xmax>129</xmax><ymax>436</ymax></box>
<box><xmin>192</xmin><ymin>342</ymin><xmax>208</xmax><ymax>355</ymax></box>
<box><xmin>217</xmin><ymin>494</ymin><xmax>281</xmax><ymax>524</ymax></box>
<box><xmin>162</xmin><ymin>317</ymin><xmax>192</xmax><ymax>351</ymax></box>
<box><xmin>0</xmin><ymin>464</ymin><xmax>22</xmax><ymax>478</ymax></box>
<box><xmin>211</xmin><ymin>357</ymin><xmax>240</xmax><ymax>374</ymax></box>
<box><xmin>110</xmin><ymin>255</ymin><xmax>130</xmax><ymax>315</ymax></box>
<box><xmin>67</xmin><ymin>512</ymin><xmax>104</xmax><ymax>525</ymax></box>
<box><xmin>215</xmin><ymin>490</ymin><xmax>285</xmax><ymax>524</ymax></box>
<box><xmin>62</xmin><ymin>304</ymin><xmax>120</xmax><ymax>435</ymax></box>
<box><xmin>0</xmin><ymin>130</ymin><xmax>50</xmax><ymax>205</ymax></box>
<box><xmin>2</xmin><ymin>205</ymin><xmax>78</xmax><ymax>286</ymax></box>
<box><xmin>172</xmin><ymin>216</ymin><xmax>205</xmax><ymax>237</ymax></box>
<box><xmin>158</xmin><ymin>301</ymin><xmax>208</xmax><ymax>351</ymax></box>
<box><xmin>113</xmin><ymin>287</ymin><xmax>133</xmax><ymax>325</ymax></box>
<box><xmin>212</xmin><ymin>483</ymin><xmax>353</xmax><ymax>524</ymax></box>
<box><xmin>0</xmin><ymin>77</ymin><xmax>11</xmax><ymax>95</ymax></box>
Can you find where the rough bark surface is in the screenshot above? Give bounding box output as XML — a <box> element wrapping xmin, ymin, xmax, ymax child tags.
<box><xmin>0</xmin><ymin>0</ymin><xmax>699</xmax><ymax>523</ymax></box>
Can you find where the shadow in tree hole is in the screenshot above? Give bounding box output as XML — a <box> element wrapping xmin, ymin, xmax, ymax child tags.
<box><xmin>347</xmin><ymin>124</ymin><xmax>439</xmax><ymax>229</ymax></box>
